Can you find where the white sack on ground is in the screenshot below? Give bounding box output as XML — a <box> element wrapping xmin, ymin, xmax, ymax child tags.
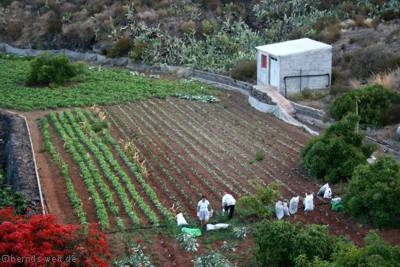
<box><xmin>176</xmin><ymin>213</ymin><xmax>188</xmax><ymax>226</ymax></box>
<box><xmin>275</xmin><ymin>201</ymin><xmax>284</xmax><ymax>219</ymax></box>
<box><xmin>283</xmin><ymin>202</ymin><xmax>290</xmax><ymax>216</ymax></box>
<box><xmin>323</xmin><ymin>187</ymin><xmax>332</xmax><ymax>199</ymax></box>
<box><xmin>318</xmin><ymin>183</ymin><xmax>329</xmax><ymax>196</ymax></box>
<box><xmin>206</xmin><ymin>223</ymin><xmax>230</xmax><ymax>231</ymax></box>
<box><xmin>304</xmin><ymin>194</ymin><xmax>314</xmax><ymax>211</ymax></box>
<box><xmin>289</xmin><ymin>196</ymin><xmax>299</xmax><ymax>214</ymax></box>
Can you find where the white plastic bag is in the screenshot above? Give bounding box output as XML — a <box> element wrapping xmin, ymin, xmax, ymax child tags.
<box><xmin>323</xmin><ymin>187</ymin><xmax>332</xmax><ymax>199</ymax></box>
<box><xmin>214</xmin><ymin>223</ymin><xmax>230</xmax><ymax>230</ymax></box>
<box><xmin>206</xmin><ymin>223</ymin><xmax>230</xmax><ymax>231</ymax></box>
<box><xmin>304</xmin><ymin>194</ymin><xmax>314</xmax><ymax>211</ymax></box>
<box><xmin>275</xmin><ymin>201</ymin><xmax>284</xmax><ymax>219</ymax></box>
<box><xmin>206</xmin><ymin>224</ymin><xmax>216</xmax><ymax>231</ymax></box>
<box><xmin>318</xmin><ymin>183</ymin><xmax>329</xmax><ymax>196</ymax></box>
<box><xmin>283</xmin><ymin>202</ymin><xmax>290</xmax><ymax>216</ymax></box>
<box><xmin>176</xmin><ymin>213</ymin><xmax>188</xmax><ymax>226</ymax></box>
<box><xmin>289</xmin><ymin>196</ymin><xmax>299</xmax><ymax>215</ymax></box>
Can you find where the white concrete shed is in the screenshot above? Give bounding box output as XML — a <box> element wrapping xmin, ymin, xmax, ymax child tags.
<box><xmin>256</xmin><ymin>38</ymin><xmax>332</xmax><ymax>97</ymax></box>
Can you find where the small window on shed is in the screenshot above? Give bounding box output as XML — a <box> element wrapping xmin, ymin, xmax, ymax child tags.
<box><xmin>261</xmin><ymin>54</ymin><xmax>267</xmax><ymax>68</ymax></box>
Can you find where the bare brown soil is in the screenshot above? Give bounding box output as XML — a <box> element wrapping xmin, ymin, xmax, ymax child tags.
<box><xmin>104</xmin><ymin>92</ymin><xmax>400</xmax><ymax>249</ymax></box>
<box><xmin>7</xmin><ymin>90</ymin><xmax>398</xmax><ymax>266</ymax></box>
<box><xmin>22</xmin><ymin>109</ymin><xmax>77</xmax><ymax>224</ymax></box>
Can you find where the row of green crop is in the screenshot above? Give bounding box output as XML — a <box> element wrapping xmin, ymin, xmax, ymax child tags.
<box><xmin>57</xmin><ymin>112</ymin><xmax>127</xmax><ymax>229</ymax></box>
<box><xmin>49</xmin><ymin>112</ymin><xmax>110</xmax><ymax>229</ymax></box>
<box><xmin>167</xmin><ymin>99</ymin><xmax>301</xmax><ymax>195</ymax></box>
<box><xmin>64</xmin><ymin>110</ymin><xmax>160</xmax><ymax>225</ymax></box>
<box><xmin>182</xmin><ymin>100</ymin><xmax>303</xmax><ymax>179</ymax></box>
<box><xmin>39</xmin><ymin>117</ymin><xmax>88</xmax><ymax>226</ymax></box>
<box><xmin>125</xmin><ymin>103</ymin><xmax>244</xmax><ymax>195</ymax></box>
<box><xmin>140</xmin><ymin>101</ymin><xmax>252</xmax><ymax>194</ymax></box>
<box><xmin>103</xmin><ymin>106</ymin><xmax>191</xmax><ymax>212</ymax></box>
<box><xmin>60</xmin><ymin>111</ymin><xmax>144</xmax><ymax>225</ymax></box>
<box><xmin>0</xmin><ymin>53</ymin><xmax>218</xmax><ymax>111</ymax></box>
<box><xmin>80</xmin><ymin>110</ymin><xmax>174</xmax><ymax>221</ymax></box>
<box><xmin>145</xmin><ymin>99</ymin><xmax>268</xmax><ymax>188</ymax></box>
<box><xmin>115</xmin><ymin>105</ymin><xmax>203</xmax><ymax>200</ymax></box>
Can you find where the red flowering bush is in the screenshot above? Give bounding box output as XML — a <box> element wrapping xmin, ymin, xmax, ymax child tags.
<box><xmin>0</xmin><ymin>208</ymin><xmax>112</xmax><ymax>266</ymax></box>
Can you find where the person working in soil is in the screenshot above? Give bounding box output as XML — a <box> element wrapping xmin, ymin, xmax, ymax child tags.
<box><xmin>222</xmin><ymin>192</ymin><xmax>236</xmax><ymax>219</ymax></box>
<box><xmin>197</xmin><ymin>195</ymin><xmax>212</xmax><ymax>228</ymax></box>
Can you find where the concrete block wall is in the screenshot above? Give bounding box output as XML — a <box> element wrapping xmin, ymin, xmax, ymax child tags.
<box><xmin>279</xmin><ymin>49</ymin><xmax>332</xmax><ymax>95</ymax></box>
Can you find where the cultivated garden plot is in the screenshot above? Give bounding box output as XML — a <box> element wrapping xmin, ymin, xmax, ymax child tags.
<box><xmin>40</xmin><ymin>109</ymin><xmax>173</xmax><ymax>231</ymax></box>
<box><xmin>100</xmin><ymin>93</ymin><xmax>386</xmax><ymax>244</ymax></box>
<box><xmin>37</xmin><ymin>92</ymin><xmax>400</xmax><ymax>247</ymax></box>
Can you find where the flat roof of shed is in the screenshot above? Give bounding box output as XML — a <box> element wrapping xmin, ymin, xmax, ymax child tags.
<box><xmin>256</xmin><ymin>38</ymin><xmax>332</xmax><ymax>56</ymax></box>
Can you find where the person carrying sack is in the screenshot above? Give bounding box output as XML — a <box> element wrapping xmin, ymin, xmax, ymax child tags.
<box><xmin>222</xmin><ymin>192</ymin><xmax>236</xmax><ymax>219</ymax></box>
<box><xmin>197</xmin><ymin>195</ymin><xmax>212</xmax><ymax>227</ymax></box>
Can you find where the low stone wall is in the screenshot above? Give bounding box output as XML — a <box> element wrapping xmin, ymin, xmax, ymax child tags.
<box><xmin>250</xmin><ymin>87</ymin><xmax>275</xmax><ymax>105</ymax></box>
<box><xmin>290</xmin><ymin>101</ymin><xmax>325</xmax><ymax>120</ymax></box>
<box><xmin>192</xmin><ymin>69</ymin><xmax>253</xmax><ymax>91</ymax></box>
<box><xmin>0</xmin><ymin>111</ymin><xmax>42</xmax><ymax>212</ymax></box>
<box><xmin>0</xmin><ymin>42</ymin><xmax>188</xmax><ymax>75</ymax></box>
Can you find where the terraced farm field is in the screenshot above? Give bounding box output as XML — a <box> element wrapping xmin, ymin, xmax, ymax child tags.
<box><xmin>37</xmin><ymin>92</ymin><xmax>400</xmax><ymax>247</ymax></box>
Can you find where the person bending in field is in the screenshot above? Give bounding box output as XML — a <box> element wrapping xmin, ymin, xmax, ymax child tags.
<box><xmin>197</xmin><ymin>195</ymin><xmax>212</xmax><ymax>228</ymax></box>
<box><xmin>222</xmin><ymin>192</ymin><xmax>236</xmax><ymax>219</ymax></box>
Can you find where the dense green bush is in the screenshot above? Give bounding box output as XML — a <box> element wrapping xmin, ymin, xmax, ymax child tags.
<box><xmin>301</xmin><ymin>114</ymin><xmax>375</xmax><ymax>183</ymax></box>
<box><xmin>254</xmin><ymin>220</ymin><xmax>335</xmax><ymax>267</ymax></box>
<box><xmin>230</xmin><ymin>60</ymin><xmax>256</xmax><ymax>82</ymax></box>
<box><xmin>236</xmin><ymin>182</ymin><xmax>281</xmax><ymax>220</ymax></box>
<box><xmin>344</xmin><ymin>156</ymin><xmax>400</xmax><ymax>227</ymax></box>
<box><xmin>309</xmin><ymin>231</ymin><xmax>400</xmax><ymax>267</ymax></box>
<box><xmin>330</xmin><ymin>84</ymin><xmax>395</xmax><ymax>127</ymax></box>
<box><xmin>200</xmin><ymin>19</ymin><xmax>215</xmax><ymax>35</ymax></box>
<box><xmin>255</xmin><ymin>220</ymin><xmax>400</xmax><ymax>267</ymax></box>
<box><xmin>26</xmin><ymin>53</ymin><xmax>81</xmax><ymax>86</ymax></box>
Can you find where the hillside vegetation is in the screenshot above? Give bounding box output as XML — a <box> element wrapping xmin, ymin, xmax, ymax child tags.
<box><xmin>0</xmin><ymin>0</ymin><xmax>399</xmax><ymax>75</ymax></box>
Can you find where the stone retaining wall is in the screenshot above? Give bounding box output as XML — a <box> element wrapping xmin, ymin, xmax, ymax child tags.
<box><xmin>192</xmin><ymin>69</ymin><xmax>253</xmax><ymax>91</ymax></box>
<box><xmin>290</xmin><ymin>101</ymin><xmax>325</xmax><ymax>120</ymax></box>
<box><xmin>0</xmin><ymin>111</ymin><xmax>42</xmax><ymax>212</ymax></box>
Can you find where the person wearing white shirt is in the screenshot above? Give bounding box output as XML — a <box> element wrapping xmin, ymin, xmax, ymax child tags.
<box><xmin>222</xmin><ymin>192</ymin><xmax>236</xmax><ymax>219</ymax></box>
<box><xmin>197</xmin><ymin>195</ymin><xmax>212</xmax><ymax>227</ymax></box>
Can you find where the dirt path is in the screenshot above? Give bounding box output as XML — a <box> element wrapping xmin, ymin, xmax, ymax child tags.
<box><xmin>20</xmin><ymin>109</ymin><xmax>77</xmax><ymax>224</ymax></box>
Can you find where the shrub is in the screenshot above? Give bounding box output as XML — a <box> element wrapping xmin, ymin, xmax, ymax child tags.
<box><xmin>330</xmin><ymin>84</ymin><xmax>395</xmax><ymax>127</ymax></box>
<box><xmin>0</xmin><ymin>171</ymin><xmax>26</xmax><ymax>214</ymax></box>
<box><xmin>354</xmin><ymin>15</ymin><xmax>366</xmax><ymax>27</ymax></box>
<box><xmin>0</xmin><ymin>208</ymin><xmax>112</xmax><ymax>266</ymax></box>
<box><xmin>369</xmin><ymin>69</ymin><xmax>399</xmax><ymax>91</ymax></box>
<box><xmin>230</xmin><ymin>60</ymin><xmax>257</xmax><ymax>83</ymax></box>
<box><xmin>129</xmin><ymin>38</ymin><xmax>148</xmax><ymax>61</ymax></box>
<box><xmin>350</xmin><ymin>45</ymin><xmax>400</xmax><ymax>79</ymax></box>
<box><xmin>107</xmin><ymin>37</ymin><xmax>132</xmax><ymax>58</ymax></box>
<box><xmin>26</xmin><ymin>53</ymin><xmax>81</xmax><ymax>86</ymax></box>
<box><xmin>318</xmin><ymin>24</ymin><xmax>341</xmax><ymax>44</ymax></box>
<box><xmin>236</xmin><ymin>182</ymin><xmax>281</xmax><ymax>220</ymax></box>
<box><xmin>201</xmin><ymin>19</ymin><xmax>214</xmax><ymax>35</ymax></box>
<box><xmin>301</xmin><ymin>114</ymin><xmax>375</xmax><ymax>183</ymax></box>
<box><xmin>344</xmin><ymin>156</ymin><xmax>400</xmax><ymax>227</ymax></box>
<box><xmin>254</xmin><ymin>220</ymin><xmax>335</xmax><ymax>267</ymax></box>
<box><xmin>180</xmin><ymin>20</ymin><xmax>196</xmax><ymax>34</ymax></box>
<box><xmin>304</xmin><ymin>231</ymin><xmax>400</xmax><ymax>267</ymax></box>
